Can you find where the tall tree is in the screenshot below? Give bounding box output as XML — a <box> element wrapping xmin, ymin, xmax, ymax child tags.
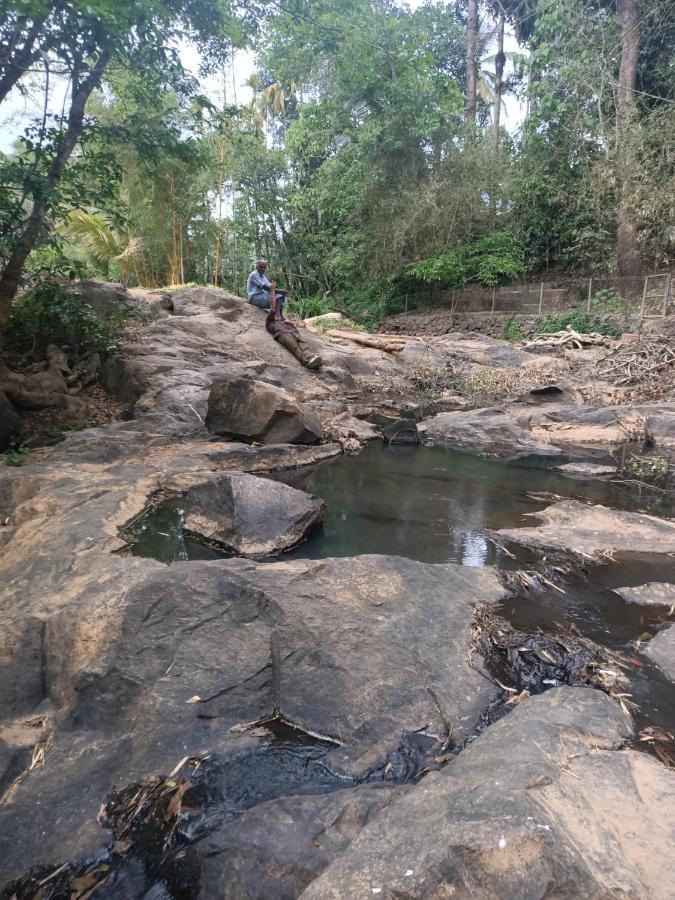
<box><xmin>0</xmin><ymin>0</ymin><xmax>249</xmax><ymax>324</ymax></box>
<box><xmin>615</xmin><ymin>0</ymin><xmax>641</xmax><ymax>275</ymax></box>
<box><xmin>491</xmin><ymin>13</ymin><xmax>505</xmax><ymax>151</ymax></box>
<box><xmin>465</xmin><ymin>0</ymin><xmax>479</xmax><ymax>128</ymax></box>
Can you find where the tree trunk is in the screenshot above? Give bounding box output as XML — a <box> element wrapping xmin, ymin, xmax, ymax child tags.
<box><xmin>616</xmin><ymin>0</ymin><xmax>641</xmax><ymax>276</ymax></box>
<box><xmin>0</xmin><ymin>47</ymin><xmax>111</xmax><ymax>324</ymax></box>
<box><xmin>492</xmin><ymin>15</ymin><xmax>505</xmax><ymax>153</ymax></box>
<box><xmin>465</xmin><ymin>0</ymin><xmax>479</xmax><ymax>129</ymax></box>
<box><xmin>0</xmin><ymin>12</ymin><xmax>50</xmax><ymax>106</ymax></box>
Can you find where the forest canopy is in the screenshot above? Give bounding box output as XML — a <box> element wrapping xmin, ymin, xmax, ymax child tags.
<box><xmin>0</xmin><ymin>0</ymin><xmax>673</xmax><ymax>324</ymax></box>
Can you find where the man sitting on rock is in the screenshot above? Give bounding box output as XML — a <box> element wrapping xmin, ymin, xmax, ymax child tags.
<box><xmin>266</xmin><ymin>290</ymin><xmax>322</xmax><ymax>370</ymax></box>
<box><xmin>247</xmin><ymin>258</ymin><xmax>286</xmax><ymax>311</ymax></box>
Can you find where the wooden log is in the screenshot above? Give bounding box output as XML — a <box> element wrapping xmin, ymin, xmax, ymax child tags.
<box><xmin>326</xmin><ymin>330</ymin><xmax>406</xmax><ymax>351</ymax></box>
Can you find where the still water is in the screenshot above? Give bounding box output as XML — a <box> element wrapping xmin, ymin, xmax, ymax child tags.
<box><xmin>277</xmin><ymin>442</ymin><xmax>667</xmax><ymax>567</ymax></box>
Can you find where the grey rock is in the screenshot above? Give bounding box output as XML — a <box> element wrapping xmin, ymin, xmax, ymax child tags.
<box><xmin>184</xmin><ymin>473</ymin><xmax>325</xmax><ymax>556</ymax></box>
<box><xmin>382</xmin><ymin>418</ymin><xmax>419</xmax><ymax>445</ymax></box>
<box><xmin>644</xmin><ymin>624</ymin><xmax>675</xmax><ymax>682</ymax></box>
<box><xmin>498</xmin><ymin>499</ymin><xmax>675</xmax><ymax>557</ymax></box>
<box><xmin>206</xmin><ymin>377</ymin><xmax>325</xmax><ymax>445</ymax></box>
<box><xmin>614</xmin><ymin>582</ymin><xmax>675</xmax><ymax>607</ymax></box>
<box><xmin>302</xmin><ymin>687</ymin><xmax>675</xmax><ymax>900</ymax></box>
<box><xmin>0</xmin><ymin>554</ymin><xmax>505</xmax><ymax>882</ymax></box>
<box><xmin>419</xmin><ymin>406</ymin><xmax>562</xmax><ymax>458</ymax></box>
<box><xmin>556</xmin><ymin>461</ymin><xmax>617</xmax><ymax>479</ymax></box>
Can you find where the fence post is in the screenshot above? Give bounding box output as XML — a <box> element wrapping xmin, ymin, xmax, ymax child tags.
<box><xmin>538</xmin><ymin>282</ymin><xmax>544</xmax><ymax>315</ymax></box>
<box><xmin>587</xmin><ymin>277</ymin><xmax>592</xmax><ymax>313</ymax></box>
<box><xmin>491</xmin><ymin>287</ymin><xmax>496</xmax><ymax>314</ymax></box>
<box><xmin>640</xmin><ymin>276</ymin><xmax>649</xmax><ymax>319</ymax></box>
<box><xmin>663</xmin><ymin>273</ymin><xmax>672</xmax><ymax>318</ymax></box>
<box><xmin>405</xmin><ymin>295</ymin><xmax>408</xmax><ymax>318</ymax></box>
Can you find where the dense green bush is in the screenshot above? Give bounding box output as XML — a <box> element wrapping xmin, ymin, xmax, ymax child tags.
<box><xmin>406</xmin><ymin>231</ymin><xmax>524</xmax><ymax>291</ymax></box>
<box><xmin>465</xmin><ymin>232</ymin><xmax>525</xmax><ymax>287</ymax></box>
<box><xmin>288</xmin><ymin>294</ymin><xmax>336</xmax><ymax>319</ymax></box>
<box><xmin>501</xmin><ymin>315</ymin><xmax>525</xmax><ymax>342</ymax></box>
<box><xmin>2</xmin><ymin>282</ymin><xmax>128</xmax><ymax>358</ymax></box>
<box><xmin>535</xmin><ymin>311</ymin><xmax>621</xmax><ymax>338</ymax></box>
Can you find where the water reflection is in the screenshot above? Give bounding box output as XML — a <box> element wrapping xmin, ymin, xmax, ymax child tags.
<box><xmin>277</xmin><ymin>442</ymin><xmax>672</xmax><ymax>569</ymax></box>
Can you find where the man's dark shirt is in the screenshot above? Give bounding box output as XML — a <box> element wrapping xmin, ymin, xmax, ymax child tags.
<box><xmin>266</xmin><ymin>310</ymin><xmax>300</xmax><ymax>340</ymax></box>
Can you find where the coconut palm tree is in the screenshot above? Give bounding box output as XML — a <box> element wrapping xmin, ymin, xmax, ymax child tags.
<box><xmin>64</xmin><ymin>210</ymin><xmax>145</xmax><ymax>285</ymax></box>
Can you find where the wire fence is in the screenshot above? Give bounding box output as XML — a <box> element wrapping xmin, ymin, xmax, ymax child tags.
<box><xmin>393</xmin><ymin>273</ymin><xmax>673</xmax><ymax>320</ymax></box>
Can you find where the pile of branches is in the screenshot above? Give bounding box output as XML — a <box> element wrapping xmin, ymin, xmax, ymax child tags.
<box><xmin>472</xmin><ymin>604</ymin><xmax>632</xmax><ymax>712</ymax></box>
<box><xmin>524</xmin><ymin>325</ymin><xmax>614</xmax><ymax>350</ymax></box>
<box><xmin>595</xmin><ymin>337</ymin><xmax>675</xmax><ymax>401</ymax></box>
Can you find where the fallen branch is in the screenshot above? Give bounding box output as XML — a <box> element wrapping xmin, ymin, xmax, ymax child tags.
<box><xmin>326</xmin><ymin>329</ymin><xmax>406</xmax><ymax>352</ymax></box>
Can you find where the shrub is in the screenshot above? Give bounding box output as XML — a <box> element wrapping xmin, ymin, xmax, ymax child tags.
<box><xmin>289</xmin><ymin>294</ymin><xmax>336</xmax><ymax>319</ymax></box>
<box><xmin>2</xmin><ymin>446</ymin><xmax>29</xmax><ymax>466</ymax></box>
<box><xmin>407</xmin><ymin>249</ymin><xmax>466</xmax><ymax>289</ymax></box>
<box><xmin>2</xmin><ymin>282</ymin><xmax>128</xmax><ymax>358</ymax></box>
<box><xmin>501</xmin><ymin>315</ymin><xmax>525</xmax><ymax>342</ymax></box>
<box><xmin>535</xmin><ymin>311</ymin><xmax>621</xmax><ymax>338</ymax></box>
<box><xmin>465</xmin><ymin>231</ymin><xmax>525</xmax><ymax>287</ymax></box>
<box><xmin>591</xmin><ymin>287</ymin><xmax>624</xmax><ymax>314</ymax></box>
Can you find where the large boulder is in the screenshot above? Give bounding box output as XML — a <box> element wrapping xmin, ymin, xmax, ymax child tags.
<box><xmin>0</xmin><ymin>554</ymin><xmax>506</xmax><ymax>883</ymax></box>
<box><xmin>184</xmin><ymin>473</ymin><xmax>325</xmax><ymax>556</ymax></box>
<box><xmin>302</xmin><ymin>688</ymin><xmax>675</xmax><ymax>900</ymax></box>
<box><xmin>644</xmin><ymin>624</ymin><xmax>675</xmax><ymax>682</ymax></box>
<box><xmin>206</xmin><ymin>376</ymin><xmax>325</xmax><ymax>445</ymax></box>
<box><xmin>419</xmin><ymin>406</ymin><xmax>562</xmax><ymax>458</ymax></box>
<box><xmin>497</xmin><ymin>499</ymin><xmax>675</xmax><ymax>557</ymax></box>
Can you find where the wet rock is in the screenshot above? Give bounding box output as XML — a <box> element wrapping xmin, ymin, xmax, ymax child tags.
<box><xmin>206</xmin><ymin>377</ymin><xmax>325</xmax><ymax>445</ymax></box>
<box><xmin>614</xmin><ymin>582</ymin><xmax>675</xmax><ymax>607</ymax></box>
<box><xmin>0</xmin><ymin>392</ymin><xmax>21</xmax><ymax>452</ymax></box>
<box><xmin>327</xmin><ymin>412</ymin><xmax>380</xmax><ymax>444</ymax></box>
<box><xmin>555</xmin><ymin>461</ymin><xmax>617</xmax><ymax>479</ymax></box>
<box><xmin>419</xmin><ymin>406</ymin><xmax>562</xmax><ymax>458</ymax></box>
<box><xmin>0</xmin><ymin>555</ymin><xmax>505</xmax><ymax>882</ymax></box>
<box><xmin>497</xmin><ymin>499</ymin><xmax>675</xmax><ymax>557</ymax></box>
<box><xmin>199</xmin><ymin>785</ymin><xmax>399</xmax><ymax>899</ymax></box>
<box><xmin>302</xmin><ymin>688</ymin><xmax>675</xmax><ymax>900</ymax></box>
<box><xmin>644</xmin><ymin>624</ymin><xmax>675</xmax><ymax>682</ymax></box>
<box><xmin>382</xmin><ymin>418</ymin><xmax>419</xmax><ymax>445</ymax></box>
<box><xmin>184</xmin><ymin>473</ymin><xmax>325</xmax><ymax>556</ymax></box>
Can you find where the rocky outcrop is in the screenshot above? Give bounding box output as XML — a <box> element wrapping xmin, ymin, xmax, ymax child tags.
<box><xmin>419</xmin><ymin>401</ymin><xmax>675</xmax><ymax>459</ymax></box>
<box><xmin>302</xmin><ymin>687</ymin><xmax>675</xmax><ymax>900</ymax></box>
<box><xmin>419</xmin><ymin>406</ymin><xmax>563</xmax><ymax>458</ymax></box>
<box><xmin>497</xmin><ymin>499</ymin><xmax>675</xmax><ymax>556</ymax></box>
<box><xmin>206</xmin><ymin>376</ymin><xmax>325</xmax><ymax>445</ymax></box>
<box><xmin>184</xmin><ymin>473</ymin><xmax>325</xmax><ymax>556</ymax></box>
<box><xmin>644</xmin><ymin>624</ymin><xmax>675</xmax><ymax>682</ymax></box>
<box><xmin>614</xmin><ymin>582</ymin><xmax>675</xmax><ymax>606</ymax></box>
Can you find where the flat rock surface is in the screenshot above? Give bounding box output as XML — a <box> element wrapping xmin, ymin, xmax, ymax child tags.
<box><xmin>644</xmin><ymin>624</ymin><xmax>675</xmax><ymax>682</ymax></box>
<box><xmin>302</xmin><ymin>687</ymin><xmax>675</xmax><ymax>900</ymax></box>
<box><xmin>614</xmin><ymin>582</ymin><xmax>675</xmax><ymax>607</ymax></box>
<box><xmin>0</xmin><ymin>549</ymin><xmax>505</xmax><ymax>883</ymax></box>
<box><xmin>556</xmin><ymin>461</ymin><xmax>617</xmax><ymax>478</ymax></box>
<box><xmin>498</xmin><ymin>499</ymin><xmax>675</xmax><ymax>556</ymax></box>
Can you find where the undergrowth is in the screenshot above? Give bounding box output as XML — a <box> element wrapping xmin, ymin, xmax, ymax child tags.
<box><xmin>3</xmin><ymin>282</ymin><xmax>129</xmax><ymax>359</ymax></box>
<box><xmin>535</xmin><ymin>311</ymin><xmax>621</xmax><ymax>338</ymax></box>
<box><xmin>501</xmin><ymin>315</ymin><xmax>525</xmax><ymax>342</ymax></box>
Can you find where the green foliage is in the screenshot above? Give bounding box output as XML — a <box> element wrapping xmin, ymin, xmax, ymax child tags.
<box><xmin>465</xmin><ymin>232</ymin><xmax>525</xmax><ymax>286</ymax></box>
<box><xmin>501</xmin><ymin>315</ymin><xmax>525</xmax><ymax>342</ymax></box>
<box><xmin>623</xmin><ymin>453</ymin><xmax>673</xmax><ymax>487</ymax></box>
<box><xmin>591</xmin><ymin>287</ymin><xmax>624</xmax><ymax>314</ymax></box>
<box><xmin>407</xmin><ymin>250</ymin><xmax>466</xmax><ymax>288</ymax></box>
<box><xmin>406</xmin><ymin>232</ymin><xmax>524</xmax><ymax>292</ymax></box>
<box><xmin>2</xmin><ymin>283</ymin><xmax>128</xmax><ymax>358</ymax></box>
<box><xmin>288</xmin><ymin>295</ymin><xmax>336</xmax><ymax>320</ymax></box>
<box><xmin>535</xmin><ymin>311</ymin><xmax>621</xmax><ymax>338</ymax></box>
<box><xmin>2</xmin><ymin>446</ymin><xmax>29</xmax><ymax>467</ymax></box>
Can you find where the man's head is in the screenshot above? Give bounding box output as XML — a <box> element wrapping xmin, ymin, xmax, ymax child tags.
<box><xmin>255</xmin><ymin>259</ymin><xmax>267</xmax><ymax>274</ymax></box>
